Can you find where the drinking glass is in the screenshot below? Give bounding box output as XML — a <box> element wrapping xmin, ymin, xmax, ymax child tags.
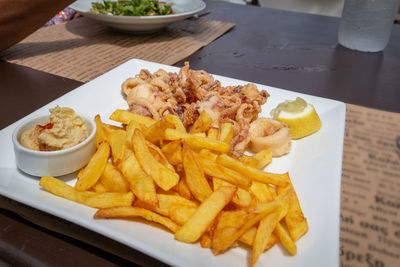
<box><xmin>338</xmin><ymin>0</ymin><xmax>399</xmax><ymax>52</ymax></box>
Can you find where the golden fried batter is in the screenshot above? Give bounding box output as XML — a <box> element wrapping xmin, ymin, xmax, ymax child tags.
<box><xmin>121</xmin><ymin>62</ymin><xmax>269</xmax><ymax>153</ymax></box>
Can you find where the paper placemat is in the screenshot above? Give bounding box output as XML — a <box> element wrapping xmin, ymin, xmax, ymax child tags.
<box><xmin>1</xmin><ymin>104</ymin><xmax>399</xmax><ymax>266</ymax></box>
<box><xmin>0</xmin><ymin>17</ymin><xmax>234</xmax><ymax>83</ymax></box>
<box><xmin>340</xmin><ymin>104</ymin><xmax>400</xmax><ymax>267</ymax></box>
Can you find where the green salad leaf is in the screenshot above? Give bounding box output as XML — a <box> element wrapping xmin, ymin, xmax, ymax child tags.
<box><xmin>90</xmin><ymin>0</ymin><xmax>173</xmax><ymax>16</ymax></box>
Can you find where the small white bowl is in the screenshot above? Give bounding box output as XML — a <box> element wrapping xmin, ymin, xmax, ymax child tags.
<box><xmin>12</xmin><ymin>112</ymin><xmax>96</xmax><ymax>177</ymax></box>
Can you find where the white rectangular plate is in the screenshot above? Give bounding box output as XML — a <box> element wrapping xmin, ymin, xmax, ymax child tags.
<box><xmin>0</xmin><ymin>59</ymin><xmax>345</xmax><ymax>267</ymax></box>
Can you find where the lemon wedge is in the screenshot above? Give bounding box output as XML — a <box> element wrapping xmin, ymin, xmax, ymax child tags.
<box><xmin>271</xmin><ymin>97</ymin><xmax>322</xmax><ymax>139</ymax></box>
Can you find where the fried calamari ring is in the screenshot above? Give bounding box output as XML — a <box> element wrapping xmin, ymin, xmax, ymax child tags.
<box><xmin>249</xmin><ymin>118</ymin><xmax>292</xmax><ymax>157</ymax></box>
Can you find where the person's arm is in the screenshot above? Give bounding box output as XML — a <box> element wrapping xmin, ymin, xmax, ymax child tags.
<box><xmin>0</xmin><ymin>0</ymin><xmax>75</xmax><ymax>52</ymax></box>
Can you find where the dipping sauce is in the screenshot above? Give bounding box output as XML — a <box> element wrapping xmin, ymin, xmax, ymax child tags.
<box><xmin>20</xmin><ymin>106</ymin><xmax>89</xmax><ymax>151</ymax></box>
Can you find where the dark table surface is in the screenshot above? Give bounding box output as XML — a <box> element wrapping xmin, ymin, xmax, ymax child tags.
<box><xmin>1</xmin><ymin>1</ymin><xmax>399</xmax><ymax>266</ymax></box>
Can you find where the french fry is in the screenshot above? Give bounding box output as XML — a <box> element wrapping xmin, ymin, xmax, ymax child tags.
<box><xmin>110</xmin><ymin>109</ymin><xmax>157</xmax><ymax>127</ymax></box>
<box><xmin>185</xmin><ymin>134</ymin><xmax>230</xmax><ymax>153</ymax></box>
<box><xmin>94</xmin><ymin>206</ymin><xmax>179</xmax><ymax>233</ymax></box>
<box><xmin>83</xmin><ymin>192</ymin><xmax>134</xmax><ymax>208</ymax></box>
<box><xmin>40</xmin><ymin>176</ymin><xmax>134</xmax><ymax>208</ymax></box>
<box><xmin>231</xmin><ymin>187</ymin><xmax>252</xmax><ymax>208</ymax></box>
<box><xmin>219</xmin><ymin>122</ymin><xmax>233</xmax><ymax>144</ymax></box>
<box><xmin>250</xmin><ymin>192</ymin><xmax>290</xmax><ymax>266</ymax></box>
<box><xmin>99</xmin><ymin>162</ymin><xmax>130</xmax><ymax>193</ymax></box>
<box><xmin>91</xmin><ymin>181</ymin><xmax>108</xmax><ymax>193</ymax></box>
<box><xmin>143</xmin><ymin>120</ymin><xmax>174</xmax><ymax>144</ymax></box>
<box><xmin>161</xmin><ymin>140</ymin><xmax>183</xmax><ymax>165</ymax></box>
<box><xmin>75</xmin><ymin>142</ymin><xmax>110</xmax><ymax>191</ymax></box>
<box><xmin>213</xmin><ymin>178</ymin><xmax>251</xmax><ymax>208</ymax></box>
<box><xmin>250</xmin><ymin>181</ymin><xmax>276</xmax><ymax>203</ymax></box>
<box><xmin>252</xmin><ymin>149</ymin><xmax>273</xmax><ymax>169</ymax></box>
<box><xmin>119</xmin><ymin>149</ymin><xmax>158</xmax><ymax>206</ymax></box>
<box><xmin>215</xmin><ymin>209</ymin><xmax>248</xmax><ymax>230</ymax></box>
<box><xmin>250</xmin><ymin>193</ymin><xmax>289</xmax><ymax>266</ymax></box>
<box><xmin>193</xmin><ymin>132</ymin><xmax>207</xmax><ymax>137</ymax></box>
<box><xmin>212</xmin><ymin>194</ymin><xmax>285</xmax><ymax>255</ymax></box>
<box><xmin>212</xmin><ymin>209</ymin><xmax>248</xmax><ymax>252</ymax></box>
<box><xmin>164</xmin><ymin>128</ymin><xmax>192</xmax><ymax>139</ymax></box>
<box><xmin>175</xmin><ymin>178</ymin><xmax>192</xmax><ymax>200</ymax></box>
<box><xmin>182</xmin><ymin>143</ymin><xmax>213</xmax><ymax>202</ymax></box>
<box><xmin>165</xmin><ymin>129</ymin><xmax>231</xmax><ymax>153</ymax></box>
<box><xmin>251</xmin><ymin>210</ymin><xmax>280</xmax><ymax>267</ymax></box>
<box><xmin>133</xmin><ymin>129</ymin><xmax>179</xmax><ymax>191</ymax></box>
<box><xmin>239</xmin><ymin>227</ymin><xmax>279</xmax><ymax>250</ymax></box>
<box><xmin>168</xmin><ymin>204</ymin><xmax>197</xmax><ymax>225</ymax></box>
<box><xmin>277</xmin><ymin>174</ymin><xmax>308</xmax><ymax>241</ymax></box>
<box><xmin>109</xmin><ymin>129</ymin><xmax>126</xmax><ymax>166</ymax></box>
<box><xmin>135</xmin><ymin>194</ymin><xmax>197</xmax><ymax>217</ymax></box>
<box><xmin>240</xmin><ymin>155</ymin><xmax>259</xmax><ymax>169</ymax></box>
<box><xmin>250</xmin><ymin>191</ymin><xmax>289</xmax><ymax>216</ymax></box>
<box><xmin>207</xmin><ymin>127</ymin><xmax>219</xmax><ymax>140</ymax></box>
<box><xmin>161</xmin><ymin>140</ymin><xmax>181</xmax><ymax>154</ymax></box>
<box><xmin>102</xmin><ymin>123</ymin><xmax>125</xmax><ymax>132</ymax></box>
<box><xmin>277</xmin><ymin>194</ymin><xmax>290</xmax><ymax>221</ymax></box>
<box><xmin>190</xmin><ymin>111</ymin><xmax>212</xmax><ymax>134</ymax></box>
<box><xmin>147</xmin><ymin>141</ymin><xmax>175</xmax><ymax>171</ymax></box>
<box><xmin>200</xmin><ymin>232</ymin><xmax>213</xmax><ymax>248</ymax></box>
<box><xmin>125</xmin><ymin>120</ymin><xmax>147</xmax><ymax>148</ymax></box>
<box><xmin>216</xmin><ymin>154</ymin><xmax>289</xmax><ymax>187</ymax></box>
<box><xmin>198</xmin><ymin>149</ymin><xmax>218</xmax><ymax>162</ymax></box>
<box><xmin>274</xmin><ymin>222</ymin><xmax>297</xmax><ymax>255</ymax></box>
<box><xmin>94</xmin><ymin>115</ymin><xmax>107</xmax><ymax>146</ymax></box>
<box><xmin>175</xmin><ymin>186</ymin><xmax>237</xmax><ymax>243</ymax></box>
<box><xmin>164</xmin><ymin>114</ymin><xmax>186</xmax><ymax>133</ymax></box>
<box><xmin>198</xmin><ymin>156</ymin><xmax>251</xmax><ymax>189</ymax></box>
<box><xmin>94</xmin><ymin>115</ymin><xmax>125</xmax><ymax>148</ymax></box>
<box><xmin>77</xmin><ymin>167</ymin><xmax>85</xmax><ymax>180</ymax></box>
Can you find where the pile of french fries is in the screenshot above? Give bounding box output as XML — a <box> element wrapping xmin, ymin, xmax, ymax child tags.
<box><xmin>39</xmin><ymin>109</ymin><xmax>308</xmax><ymax>266</ymax></box>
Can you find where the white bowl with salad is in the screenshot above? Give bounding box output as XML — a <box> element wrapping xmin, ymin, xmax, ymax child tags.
<box><xmin>70</xmin><ymin>0</ymin><xmax>206</xmax><ymax>32</ymax></box>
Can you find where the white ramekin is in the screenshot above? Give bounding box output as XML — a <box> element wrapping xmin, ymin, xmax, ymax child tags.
<box><xmin>12</xmin><ymin>113</ymin><xmax>96</xmax><ymax>177</ymax></box>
